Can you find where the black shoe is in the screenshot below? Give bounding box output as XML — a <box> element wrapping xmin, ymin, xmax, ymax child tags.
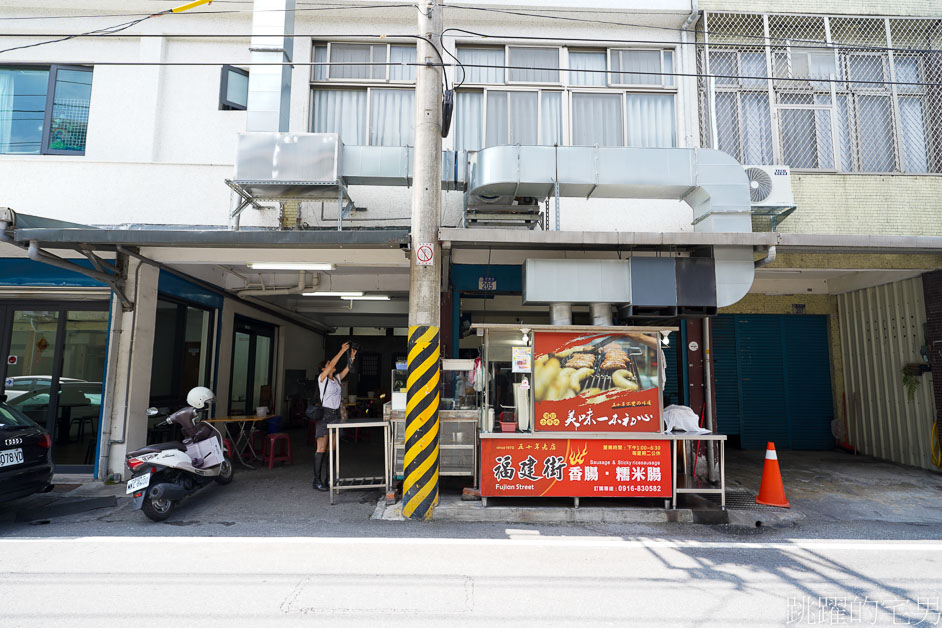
<box><xmin>313</xmin><ymin>479</ymin><xmax>328</xmax><ymax>492</ymax></box>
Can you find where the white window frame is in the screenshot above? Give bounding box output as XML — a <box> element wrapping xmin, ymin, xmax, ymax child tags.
<box><xmin>312</xmin><ymin>41</ymin><xmax>417</xmax><ymax>84</ymax></box>
<box><xmin>607</xmin><ymin>48</ymin><xmax>675</xmax><ymax>89</ymax></box>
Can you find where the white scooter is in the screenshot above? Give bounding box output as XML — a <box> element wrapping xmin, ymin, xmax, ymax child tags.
<box><xmin>125</xmin><ymin>386</ymin><xmax>233</xmax><ymax>521</ymax></box>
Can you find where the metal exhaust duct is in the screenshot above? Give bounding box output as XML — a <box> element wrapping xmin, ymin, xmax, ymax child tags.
<box><xmin>549</xmin><ymin>303</ymin><xmax>573</xmax><ymax>326</ymax></box>
<box><xmin>246</xmin><ymin>0</ymin><xmax>295</xmax><ymax>133</ymax></box>
<box><xmin>590</xmin><ymin>303</ymin><xmax>613</xmax><ymax>326</ymax></box>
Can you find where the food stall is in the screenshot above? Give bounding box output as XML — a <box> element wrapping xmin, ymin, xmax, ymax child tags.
<box><xmin>384</xmin><ymin>359</ymin><xmax>478</xmax><ymax>482</ymax></box>
<box><xmin>473</xmin><ymin>324</ymin><xmax>726</xmax><ymax>509</ymax></box>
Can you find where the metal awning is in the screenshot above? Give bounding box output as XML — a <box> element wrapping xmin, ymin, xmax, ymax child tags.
<box><xmin>1</xmin><ymin>208</ymin><xmax>409</xmax><ymax>250</ymax></box>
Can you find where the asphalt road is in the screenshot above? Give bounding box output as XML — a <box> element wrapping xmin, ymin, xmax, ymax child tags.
<box><xmin>2</xmin><ymin>533</ymin><xmax>941</xmax><ymax>626</ymax></box>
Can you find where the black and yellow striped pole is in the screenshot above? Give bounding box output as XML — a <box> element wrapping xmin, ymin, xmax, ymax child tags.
<box><xmin>402</xmin><ymin>326</ymin><xmax>440</xmax><ymax>519</ymax></box>
<box><xmin>403</xmin><ymin>0</ymin><xmax>443</xmax><ymax>520</ymax></box>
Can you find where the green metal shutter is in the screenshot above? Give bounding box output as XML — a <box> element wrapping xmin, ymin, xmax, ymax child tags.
<box><xmin>736</xmin><ymin>316</ymin><xmax>790</xmax><ymax>450</ymax></box>
<box><xmin>711</xmin><ymin>314</ymin><xmax>834</xmax><ymax>449</ymax></box>
<box><xmin>711</xmin><ymin>315</ymin><xmax>741</xmax><ymax>436</ymax></box>
<box><xmin>783</xmin><ymin>315</ymin><xmax>834</xmax><ymax>449</ymax></box>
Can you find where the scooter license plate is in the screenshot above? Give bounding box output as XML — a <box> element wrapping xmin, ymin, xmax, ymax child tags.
<box><xmin>126</xmin><ymin>472</ymin><xmax>151</xmax><ymax>494</ymax></box>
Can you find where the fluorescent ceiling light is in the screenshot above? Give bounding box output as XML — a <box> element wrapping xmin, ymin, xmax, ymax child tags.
<box><xmin>302</xmin><ymin>291</ymin><xmax>364</xmax><ymax>297</ymax></box>
<box><xmin>341</xmin><ymin>295</ymin><xmax>390</xmax><ymax>301</ymax></box>
<box><xmin>249</xmin><ymin>262</ymin><xmax>335</xmax><ymax>271</ymax></box>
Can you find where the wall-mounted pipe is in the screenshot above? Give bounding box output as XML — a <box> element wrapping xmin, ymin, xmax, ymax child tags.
<box><xmin>754</xmin><ymin>245</ymin><xmax>777</xmax><ymax>268</ymax></box>
<box><xmin>234</xmin><ymin>270</ymin><xmax>319</xmax><ymax>296</ymax></box>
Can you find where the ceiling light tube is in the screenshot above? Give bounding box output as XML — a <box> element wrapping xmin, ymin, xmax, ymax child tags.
<box><xmin>340</xmin><ymin>295</ymin><xmax>390</xmax><ymax>301</ymax></box>
<box><xmin>302</xmin><ymin>291</ymin><xmax>364</xmax><ymax>297</ymax></box>
<box><xmin>249</xmin><ymin>263</ymin><xmax>335</xmax><ymax>271</ymax></box>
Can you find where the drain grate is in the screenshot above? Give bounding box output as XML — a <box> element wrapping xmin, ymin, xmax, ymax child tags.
<box><xmin>704</xmin><ymin>489</ymin><xmax>787</xmax><ymax>512</ymax></box>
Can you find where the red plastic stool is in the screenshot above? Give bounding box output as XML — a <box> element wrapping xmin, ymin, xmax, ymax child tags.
<box><xmin>222</xmin><ymin>438</ymin><xmax>235</xmax><ymax>459</ymax></box>
<box><xmin>262</xmin><ymin>433</ymin><xmax>293</xmax><ymax>469</ymax></box>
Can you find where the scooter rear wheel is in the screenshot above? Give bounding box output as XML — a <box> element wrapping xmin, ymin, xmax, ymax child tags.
<box><xmin>215</xmin><ymin>456</ymin><xmax>234</xmax><ymax>485</ymax></box>
<box><xmin>142</xmin><ymin>494</ymin><xmax>176</xmax><ymax>522</ymax></box>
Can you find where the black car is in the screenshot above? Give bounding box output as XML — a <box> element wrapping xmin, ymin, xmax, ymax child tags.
<box><xmin>0</xmin><ymin>397</ymin><xmax>54</xmax><ymax>503</ymax></box>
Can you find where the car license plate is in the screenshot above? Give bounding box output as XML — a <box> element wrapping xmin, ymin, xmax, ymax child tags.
<box><xmin>126</xmin><ymin>472</ymin><xmax>151</xmax><ymax>494</ymax></box>
<box><xmin>0</xmin><ymin>448</ymin><xmax>23</xmax><ymax>468</ymax></box>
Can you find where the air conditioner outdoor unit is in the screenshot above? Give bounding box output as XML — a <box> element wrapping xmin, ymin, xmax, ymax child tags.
<box><xmin>743</xmin><ymin>165</ymin><xmax>794</xmax><ymax>207</ymax></box>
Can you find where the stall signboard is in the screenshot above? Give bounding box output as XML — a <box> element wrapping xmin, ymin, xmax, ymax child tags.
<box><xmin>532</xmin><ymin>331</ymin><xmax>661</xmax><ymax>433</ymax></box>
<box><xmin>481</xmin><ymin>437</ymin><xmax>671</xmax><ymax>497</ymax></box>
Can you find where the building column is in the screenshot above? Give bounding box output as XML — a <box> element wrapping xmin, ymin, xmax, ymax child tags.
<box><xmin>101</xmin><ymin>259</ymin><xmax>159</xmax><ymax>480</ymax></box>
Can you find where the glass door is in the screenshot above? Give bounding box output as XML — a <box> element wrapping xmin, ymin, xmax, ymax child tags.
<box><xmin>228</xmin><ymin>317</ymin><xmax>275</xmax><ymax>416</ymax></box>
<box><xmin>0</xmin><ymin>303</ymin><xmax>109</xmax><ymax>472</ymax></box>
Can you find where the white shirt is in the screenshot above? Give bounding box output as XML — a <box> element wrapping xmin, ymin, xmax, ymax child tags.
<box><xmin>319</xmin><ymin>376</ymin><xmax>341</xmax><ymax>410</ymax></box>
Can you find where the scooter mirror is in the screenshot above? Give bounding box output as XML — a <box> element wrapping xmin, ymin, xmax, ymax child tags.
<box><xmin>146</xmin><ymin>407</ymin><xmax>159</xmax><ymax>416</ymax></box>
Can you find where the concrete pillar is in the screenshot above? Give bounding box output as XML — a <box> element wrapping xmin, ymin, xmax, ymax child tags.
<box><xmin>102</xmin><ymin>259</ymin><xmax>159</xmax><ymax>480</ymax></box>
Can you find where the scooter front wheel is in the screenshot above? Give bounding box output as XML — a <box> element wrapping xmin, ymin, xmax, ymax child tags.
<box><xmin>215</xmin><ymin>457</ymin><xmax>234</xmax><ymax>485</ymax></box>
<box><xmin>141</xmin><ymin>494</ymin><xmax>176</xmax><ymax>522</ymax></box>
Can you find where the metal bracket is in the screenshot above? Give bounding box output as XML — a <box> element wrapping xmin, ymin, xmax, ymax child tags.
<box><xmin>28</xmin><ymin>241</ymin><xmax>133</xmax><ymax>311</ymax></box>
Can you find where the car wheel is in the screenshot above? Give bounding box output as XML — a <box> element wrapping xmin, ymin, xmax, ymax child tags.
<box><xmin>214</xmin><ymin>457</ymin><xmax>234</xmax><ymax>485</ymax></box>
<box><xmin>141</xmin><ymin>494</ymin><xmax>176</xmax><ymax>522</ymax></box>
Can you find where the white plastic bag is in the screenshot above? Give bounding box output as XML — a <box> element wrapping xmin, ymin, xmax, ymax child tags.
<box><xmin>472</xmin><ymin>357</ymin><xmax>485</xmax><ymax>392</ymax></box>
<box><xmin>663</xmin><ymin>404</ymin><xmax>711</xmax><ymax>434</ymax></box>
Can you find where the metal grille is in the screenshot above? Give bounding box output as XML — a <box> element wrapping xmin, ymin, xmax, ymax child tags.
<box><xmin>698</xmin><ymin>12</ymin><xmax>942</xmax><ymax>174</ymax></box>
<box><xmin>49</xmin><ymin>97</ymin><xmax>89</xmax><ymax>152</ymax></box>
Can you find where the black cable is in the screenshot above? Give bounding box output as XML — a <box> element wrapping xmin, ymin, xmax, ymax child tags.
<box><xmin>0</xmin><ymin>13</ymin><xmax>164</xmax><ymax>55</ymax></box>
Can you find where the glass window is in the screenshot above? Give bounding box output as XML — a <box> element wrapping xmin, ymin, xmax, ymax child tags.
<box><xmin>0</xmin><ymin>65</ymin><xmax>92</xmax><ymax>155</ymax></box>
<box><xmin>572</xmin><ymin>93</ymin><xmax>623</xmax><ymax>146</ymax></box>
<box><xmin>569</xmin><ymin>51</ymin><xmax>606</xmax><ymax>86</ymax></box>
<box><xmin>611</xmin><ymin>49</ymin><xmax>662</xmax><ymax>86</ymax></box>
<box><xmin>486</xmin><ymin>91</ymin><xmax>538</xmax><ymax>146</ymax></box>
<box><xmin>625</xmin><ymin>93</ymin><xmax>675</xmax><ymax>148</ymax></box>
<box><xmin>149</xmin><ymin>298</ymin><xmax>214</xmax><ymax>406</ymax></box>
<box><xmin>389</xmin><ymin>45</ymin><xmax>417</xmax><ymax>82</ymax></box>
<box><xmin>455</xmin><ymin>91</ymin><xmax>483</xmax><ymax>150</ymax></box>
<box><xmin>507</xmin><ymin>47</ymin><xmax>559</xmax><ymax>83</ymax></box>
<box><xmin>456</xmin><ymin>47</ymin><xmax>505</xmax><ymax>84</ymax></box>
<box><xmin>219</xmin><ymin>65</ymin><xmax>249</xmax><ymax>110</ymax></box>
<box><xmin>46</xmin><ymin>67</ymin><xmax>92</xmax><ymax>153</ymax></box>
<box><xmin>329</xmin><ymin>43</ymin><xmax>387</xmax><ymax>80</ymax></box>
<box><xmin>312</xmin><ymin>87</ymin><xmax>414</xmax><ymax>146</ymax></box>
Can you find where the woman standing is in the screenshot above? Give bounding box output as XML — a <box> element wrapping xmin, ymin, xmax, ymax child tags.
<box><xmin>313</xmin><ymin>342</ymin><xmax>356</xmax><ymax>491</ymax></box>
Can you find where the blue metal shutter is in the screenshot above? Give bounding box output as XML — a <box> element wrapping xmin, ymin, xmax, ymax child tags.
<box><xmin>783</xmin><ymin>316</ymin><xmax>834</xmax><ymax>449</ymax></box>
<box><xmin>736</xmin><ymin>316</ymin><xmax>790</xmax><ymax>450</ymax></box>
<box><xmin>711</xmin><ymin>315</ymin><xmax>741</xmax><ymax>436</ymax></box>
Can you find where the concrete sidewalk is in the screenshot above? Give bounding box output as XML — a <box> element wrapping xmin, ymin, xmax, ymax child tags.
<box><xmin>3</xmin><ymin>433</ymin><xmax>941</xmax><ymax>531</ymax></box>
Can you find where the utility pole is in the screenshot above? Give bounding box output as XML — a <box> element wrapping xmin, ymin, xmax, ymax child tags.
<box><xmin>403</xmin><ymin>0</ymin><xmax>443</xmax><ymax>521</ymax></box>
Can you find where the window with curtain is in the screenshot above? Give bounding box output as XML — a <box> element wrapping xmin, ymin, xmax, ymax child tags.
<box><xmin>453</xmin><ymin>45</ymin><xmax>676</xmax><ymax>151</ymax></box>
<box><xmin>610</xmin><ymin>49</ymin><xmax>673</xmax><ymax>87</ymax></box>
<box><xmin>0</xmin><ymin>65</ymin><xmax>92</xmax><ymax>155</ymax></box>
<box><xmin>507</xmin><ymin>47</ymin><xmax>559</xmax><ymax>83</ymax></box>
<box><xmin>311</xmin><ymin>41</ymin><xmax>417</xmax><ymax>146</ymax></box>
<box><xmin>311</xmin><ymin>88</ymin><xmax>414</xmax><ymax>146</ymax></box>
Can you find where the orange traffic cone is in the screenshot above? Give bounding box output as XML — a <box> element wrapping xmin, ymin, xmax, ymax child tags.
<box><xmin>755</xmin><ymin>442</ymin><xmax>790</xmax><ymax>508</ymax></box>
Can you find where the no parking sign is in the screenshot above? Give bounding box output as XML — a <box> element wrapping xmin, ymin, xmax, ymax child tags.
<box><xmin>416</xmin><ymin>243</ymin><xmax>434</xmax><ymax>266</ymax></box>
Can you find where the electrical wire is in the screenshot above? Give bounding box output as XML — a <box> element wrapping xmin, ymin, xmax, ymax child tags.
<box><xmin>0</xmin><ymin>13</ymin><xmax>163</xmax><ymax>55</ymax></box>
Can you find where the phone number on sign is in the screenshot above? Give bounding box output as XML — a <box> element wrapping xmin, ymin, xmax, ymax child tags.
<box><xmin>594</xmin><ymin>485</ymin><xmax>664</xmax><ymax>493</ymax></box>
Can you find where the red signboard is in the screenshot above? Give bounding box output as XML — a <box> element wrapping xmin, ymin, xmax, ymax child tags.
<box><xmin>533</xmin><ymin>331</ymin><xmax>662</xmax><ymax>433</ymax></box>
<box><xmin>481</xmin><ymin>437</ymin><xmax>672</xmax><ymax>498</ymax></box>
